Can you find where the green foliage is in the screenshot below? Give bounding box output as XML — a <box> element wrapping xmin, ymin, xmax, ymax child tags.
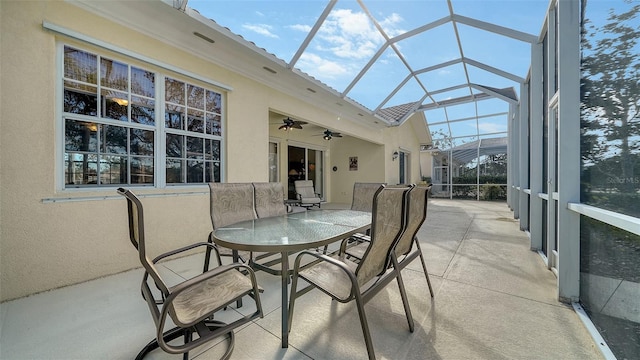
<box><xmin>452</xmin><ymin>175</ymin><xmax>507</xmax><ymax>185</ymax></box>
<box><xmin>451</xmin><ymin>185</ymin><xmax>476</xmax><ymax>199</ymax></box>
<box><xmin>481</xmin><ymin>185</ymin><xmax>507</xmax><ymax>201</ymax></box>
<box><xmin>450</xmin><ymin>176</ymin><xmax>507</xmax><ymax>200</ymax></box>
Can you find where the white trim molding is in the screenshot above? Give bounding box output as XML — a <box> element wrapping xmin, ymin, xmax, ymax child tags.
<box><xmin>568</xmin><ymin>202</ymin><xmax>640</xmax><ymax>236</ymax></box>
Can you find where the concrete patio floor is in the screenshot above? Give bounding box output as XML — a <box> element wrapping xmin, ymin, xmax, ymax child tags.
<box><xmin>0</xmin><ymin>199</ymin><xmax>605</xmax><ymax>359</ymax></box>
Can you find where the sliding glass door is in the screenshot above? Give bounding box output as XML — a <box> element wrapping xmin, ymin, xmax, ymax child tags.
<box><xmin>287</xmin><ymin>145</ymin><xmax>324</xmax><ymax>200</ymax></box>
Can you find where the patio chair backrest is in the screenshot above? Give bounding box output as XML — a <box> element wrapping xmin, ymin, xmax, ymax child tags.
<box><xmin>117</xmin><ymin>188</ymin><xmax>170</xmax><ymax>296</ymax></box>
<box><xmin>209</xmin><ymin>183</ymin><xmax>257</xmax><ymax>229</ymax></box>
<box><xmin>253</xmin><ymin>182</ymin><xmax>287</xmax><ymax>218</ymax></box>
<box><xmin>394</xmin><ymin>185</ymin><xmax>429</xmax><ymax>257</ymax></box>
<box><xmin>350</xmin><ymin>182</ymin><xmax>385</xmax><ymax>212</ymax></box>
<box><xmin>355</xmin><ymin>185</ymin><xmax>412</xmax><ymax>286</ymax></box>
<box><xmin>294</xmin><ymin>180</ymin><xmax>318</xmax><ymax>199</ymax></box>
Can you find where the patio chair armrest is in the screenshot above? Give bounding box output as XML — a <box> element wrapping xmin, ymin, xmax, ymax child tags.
<box><xmin>152</xmin><ymin>242</ymin><xmax>220</xmax><ymax>264</ymax></box>
<box><xmin>339</xmin><ymin>233</ymin><xmax>370</xmax><ymax>254</ymax></box>
<box><xmin>293</xmin><ymin>250</ymin><xmax>355</xmax><ymax>280</ymax></box>
<box><xmin>351</xmin><ymin>233</ymin><xmax>371</xmax><ymax>242</ymax></box>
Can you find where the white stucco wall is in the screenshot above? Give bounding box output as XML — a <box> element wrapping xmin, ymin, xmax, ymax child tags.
<box><xmin>0</xmin><ymin>1</ymin><xmax>427</xmax><ymax>301</ymax></box>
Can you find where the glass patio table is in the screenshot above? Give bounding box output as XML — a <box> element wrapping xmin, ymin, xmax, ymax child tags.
<box><xmin>212</xmin><ymin>209</ymin><xmax>371</xmax><ymax>348</ymax></box>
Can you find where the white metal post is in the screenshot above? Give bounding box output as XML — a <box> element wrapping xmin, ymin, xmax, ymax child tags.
<box><xmin>511</xmin><ymin>104</ymin><xmax>520</xmax><ymax>218</ymax></box>
<box><xmin>529</xmin><ymin>43</ymin><xmax>544</xmax><ymax>251</ymax></box>
<box><xmin>556</xmin><ymin>0</ymin><xmax>581</xmax><ymax>303</ymax></box>
<box><xmin>519</xmin><ymin>83</ymin><xmax>530</xmax><ymax>231</ymax></box>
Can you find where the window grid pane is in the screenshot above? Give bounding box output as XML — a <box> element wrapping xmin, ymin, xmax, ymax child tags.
<box><xmin>165</xmin><ymin>77</ymin><xmax>223</xmax><ymax>185</ymax></box>
<box><xmin>100</xmin><ymin>58</ymin><xmax>128</xmax><ymax>91</ymax></box>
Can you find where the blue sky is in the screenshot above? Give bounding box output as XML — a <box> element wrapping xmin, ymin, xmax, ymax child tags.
<box><xmin>188</xmin><ymin>0</ymin><xmax>550</xmax><ymax>145</ymax></box>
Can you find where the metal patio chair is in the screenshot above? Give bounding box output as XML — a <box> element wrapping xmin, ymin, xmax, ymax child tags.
<box><xmin>253</xmin><ymin>182</ymin><xmax>288</xmax><ymax>218</ymax></box>
<box><xmin>345</xmin><ymin>184</ymin><xmax>434</xmax><ymax>297</ymax></box>
<box><xmin>349</xmin><ymin>182</ymin><xmax>385</xmax><ymax>242</ymax></box>
<box><xmin>205</xmin><ymin>183</ymin><xmax>257</xmax><ymax>269</ymax></box>
<box><xmin>117</xmin><ymin>188</ymin><xmax>263</xmax><ymax>360</ymax></box>
<box><xmin>293</xmin><ymin>180</ymin><xmax>322</xmax><ymax>209</ymax></box>
<box><xmin>288</xmin><ymin>185</ymin><xmax>415</xmax><ymax>360</ymax></box>
<box><xmin>250</xmin><ymin>182</ymin><xmax>288</xmax><ymax>274</ymax></box>
<box><xmin>350</xmin><ymin>182</ymin><xmax>386</xmax><ymax>212</ymax></box>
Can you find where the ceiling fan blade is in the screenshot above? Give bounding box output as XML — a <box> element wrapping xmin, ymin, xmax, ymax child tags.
<box><xmin>334</xmin><ymin>133</ymin><xmax>343</xmax><ymax>137</ymax></box>
<box><xmin>278</xmin><ymin>124</ymin><xmax>288</xmax><ymax>130</ymax></box>
<box><xmin>294</xmin><ymin>121</ymin><xmax>308</xmax><ymax>125</ymax></box>
<box><xmin>292</xmin><ymin>124</ymin><xmax>303</xmax><ymax>129</ymax></box>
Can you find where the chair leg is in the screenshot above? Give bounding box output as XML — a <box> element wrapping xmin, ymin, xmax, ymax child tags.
<box><xmin>287</xmin><ymin>269</ymin><xmax>301</xmax><ymax>332</ymax></box>
<box><xmin>414</xmin><ymin>241</ymin><xmax>434</xmax><ymax>297</ymax></box>
<box><xmin>392</xmin><ymin>255</ymin><xmax>415</xmax><ymax>332</ymax></box>
<box><xmin>135</xmin><ymin>327</ymin><xmax>187</xmax><ymax>360</ymax></box>
<box><xmin>182</xmin><ymin>330</ymin><xmax>191</xmax><ymax>360</ymax></box>
<box><xmin>136</xmin><ymin>321</ymin><xmax>235</xmax><ymax>360</ymax></box>
<box><xmin>353</xmin><ymin>292</ymin><xmax>376</xmax><ymax>360</ymax></box>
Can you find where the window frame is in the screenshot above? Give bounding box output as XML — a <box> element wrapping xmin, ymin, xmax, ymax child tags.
<box><xmin>56</xmin><ymin>40</ymin><xmax>227</xmax><ymax>191</ymax></box>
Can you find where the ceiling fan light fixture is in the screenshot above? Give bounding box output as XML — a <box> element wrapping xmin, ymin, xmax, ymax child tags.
<box><xmin>278</xmin><ymin>117</ymin><xmax>306</xmax><ymax>131</ymax></box>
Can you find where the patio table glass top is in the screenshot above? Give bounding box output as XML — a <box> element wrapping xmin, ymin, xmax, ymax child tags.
<box><xmin>212</xmin><ymin>209</ymin><xmax>371</xmax><ymax>253</ymax></box>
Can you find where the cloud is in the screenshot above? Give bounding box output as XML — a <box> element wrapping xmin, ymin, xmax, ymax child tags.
<box><xmin>242</xmin><ymin>23</ymin><xmax>278</xmax><ymax>38</ymax></box>
<box><xmin>298</xmin><ymin>53</ymin><xmax>348</xmax><ymax>78</ymax></box>
<box><xmin>477</xmin><ymin>122</ymin><xmax>506</xmax><ymax>133</ymax></box>
<box><xmin>379</xmin><ymin>13</ymin><xmax>405</xmax><ymax>37</ymax></box>
<box><xmin>298</xmin><ymin>8</ymin><xmax>407</xmax><ymax>80</ymax></box>
<box><xmin>289</xmin><ymin>24</ymin><xmax>312</xmax><ymax>32</ymax></box>
<box><xmin>316</xmin><ymin>9</ymin><xmax>382</xmax><ymax>59</ymax></box>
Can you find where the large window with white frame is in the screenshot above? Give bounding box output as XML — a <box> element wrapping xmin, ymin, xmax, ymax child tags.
<box><xmin>62</xmin><ymin>45</ymin><xmax>223</xmax><ymax>188</ymax></box>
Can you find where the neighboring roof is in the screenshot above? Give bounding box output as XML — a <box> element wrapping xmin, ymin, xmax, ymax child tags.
<box><xmin>377</xmin><ymin>102</ymin><xmax>421</xmax><ymax>124</ymax></box>
<box><xmin>446</xmin><ymin>137</ymin><xmax>508</xmax><ymax>164</ymax></box>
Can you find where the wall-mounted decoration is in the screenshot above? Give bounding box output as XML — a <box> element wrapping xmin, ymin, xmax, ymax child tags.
<box><xmin>349</xmin><ymin>156</ymin><xmax>358</xmax><ymax>171</ymax></box>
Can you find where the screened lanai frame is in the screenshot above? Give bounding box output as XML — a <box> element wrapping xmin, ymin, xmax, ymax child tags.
<box><xmin>429</xmin><ymin>137</ymin><xmax>508</xmax><ymax>201</ymax></box>
<box><xmin>183</xmin><ymin>0</ymin><xmax>542</xmax><ymax>149</ymax></box>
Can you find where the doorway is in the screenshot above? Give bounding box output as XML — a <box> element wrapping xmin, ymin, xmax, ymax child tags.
<box><xmin>399</xmin><ymin>151</ymin><xmax>409</xmax><ymax>184</ymax></box>
<box><xmin>287</xmin><ymin>145</ymin><xmax>324</xmax><ymax>200</ymax></box>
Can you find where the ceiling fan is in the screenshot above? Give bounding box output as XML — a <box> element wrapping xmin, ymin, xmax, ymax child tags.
<box><xmin>277</xmin><ymin>117</ymin><xmax>307</xmax><ymax>131</ymax></box>
<box><xmin>319</xmin><ymin>129</ymin><xmax>342</xmax><ymax>140</ymax></box>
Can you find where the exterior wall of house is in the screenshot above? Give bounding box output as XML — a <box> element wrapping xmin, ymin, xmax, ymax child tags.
<box><xmin>328</xmin><ymin>136</ymin><xmax>386</xmax><ymax>204</ymax></box>
<box><xmin>0</xmin><ymin>1</ymin><xmax>425</xmax><ymax>301</ymax></box>
<box><xmin>383</xmin><ymin>115</ymin><xmax>426</xmax><ymax>185</ymax></box>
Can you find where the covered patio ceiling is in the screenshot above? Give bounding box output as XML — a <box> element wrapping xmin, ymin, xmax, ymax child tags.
<box><xmin>73</xmin><ymin>0</ymin><xmax>547</xmax><ymax>149</ymax></box>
